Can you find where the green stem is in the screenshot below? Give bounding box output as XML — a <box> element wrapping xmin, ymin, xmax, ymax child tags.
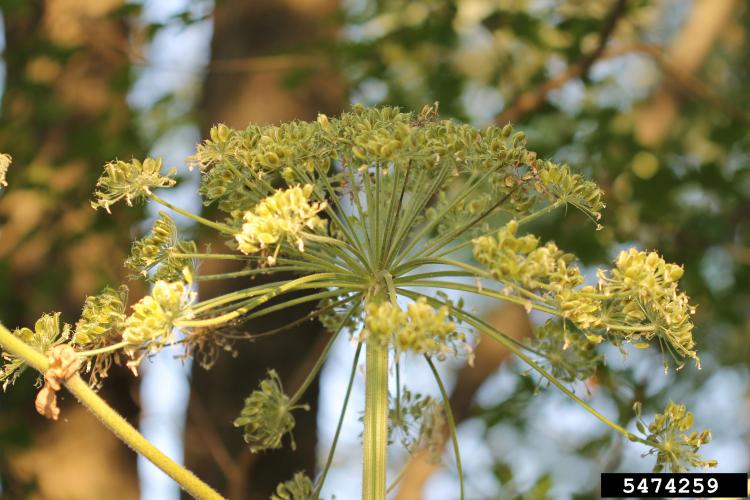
<box><xmin>394</xmin><ymin>278</ymin><xmax>560</xmax><ymax>316</ymax></box>
<box><xmin>425</xmin><ymin>356</ymin><xmax>465</xmax><ymax>500</ymax></box>
<box><xmin>173</xmin><ymin>252</ymin><xmax>252</xmax><ymax>261</ymax></box>
<box><xmin>433</xmin><ymin>199</ymin><xmax>564</xmax><ymax>259</ymax></box>
<box><xmin>0</xmin><ymin>324</ymin><xmax>223</xmax><ymax>499</ymax></box>
<box><xmin>193</xmin><ymin>265</ymin><xmax>304</xmax><ymax>281</ymax></box>
<box><xmin>314</xmin><ymin>342</ymin><xmax>362</xmax><ymax>497</ymax></box>
<box><xmin>289</xmin><ymin>303</ymin><xmax>358</xmax><ymax>405</ymax></box>
<box><xmin>78</xmin><ymin>340</ymin><xmax>129</xmax><ymax>357</ymax></box>
<box><xmin>148</xmin><ymin>192</ymin><xmax>234</xmax><ymax>234</ymax></box>
<box><xmin>400</xmin><ymin>294</ymin><xmax>658</xmax><ymax>449</ymax></box>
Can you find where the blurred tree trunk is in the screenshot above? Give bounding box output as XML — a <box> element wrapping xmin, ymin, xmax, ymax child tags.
<box><xmin>183</xmin><ymin>2</ymin><xmax>344</xmax><ymax>499</ymax></box>
<box><xmin>0</xmin><ymin>1</ymin><xmax>144</xmax><ymax>498</ymax></box>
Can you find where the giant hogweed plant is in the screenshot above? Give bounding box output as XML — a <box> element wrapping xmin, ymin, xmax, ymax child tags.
<box><xmin>0</xmin><ymin>106</ymin><xmax>714</xmax><ymax>499</ymax></box>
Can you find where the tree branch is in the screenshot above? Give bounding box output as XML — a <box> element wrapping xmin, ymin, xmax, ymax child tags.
<box><xmin>497</xmin><ymin>0</ymin><xmax>630</xmax><ymax>124</ymax></box>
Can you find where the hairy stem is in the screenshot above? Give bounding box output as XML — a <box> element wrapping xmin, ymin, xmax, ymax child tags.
<box><xmin>0</xmin><ymin>323</ymin><xmax>223</xmax><ymax>499</ymax></box>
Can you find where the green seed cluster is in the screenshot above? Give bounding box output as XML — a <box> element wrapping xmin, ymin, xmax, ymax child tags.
<box><xmin>474</xmin><ymin>220</ymin><xmax>697</xmax><ymax>367</ymax></box>
<box><xmin>537</xmin><ymin>162</ymin><xmax>605</xmax><ymax>222</ymax></box>
<box><xmin>31</xmin><ymin>105</ymin><xmax>705</xmax><ymax>474</ymax></box>
<box><xmin>634</xmin><ymin>401</ymin><xmax>716</xmax><ymax>473</ymax></box>
<box><xmin>233</xmin><ymin>370</ymin><xmax>308</xmax><ymax>453</ymax></box>
<box><xmin>271</xmin><ymin>472</ymin><xmax>315</xmax><ymax>500</ymax></box>
<box><xmin>1</xmin><ymin>313</ymin><xmax>70</xmax><ymax>389</ymax></box>
<box><xmin>363</xmin><ymin>298</ymin><xmax>465</xmax><ymax>358</ymax></box>
<box><xmin>91</xmin><ymin>157</ymin><xmax>176</xmax><ymax>212</ymax></box>
<box><xmin>122</xmin><ymin>281</ymin><xmax>190</xmax><ymax>348</ymax></box>
<box><xmin>187</xmin><ymin>105</ymin><xmax>602</xmax><ymax>226</ymax></box>
<box><xmin>473</xmin><ymin>219</ymin><xmax>585</xmax><ymax>292</ymax></box>
<box><xmin>73</xmin><ymin>286</ymin><xmax>128</xmax><ymax>347</ymax></box>
<box><xmin>126</xmin><ymin>212</ymin><xmax>197</xmax><ymax>282</ymax></box>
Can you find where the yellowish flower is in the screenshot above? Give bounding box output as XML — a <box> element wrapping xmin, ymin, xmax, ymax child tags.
<box><xmin>363</xmin><ymin>298</ymin><xmax>464</xmax><ymax>357</ymax></box>
<box><xmin>122</xmin><ymin>281</ymin><xmax>192</xmax><ymax>348</ymax></box>
<box><xmin>235</xmin><ymin>184</ymin><xmax>327</xmax><ymax>263</ymax></box>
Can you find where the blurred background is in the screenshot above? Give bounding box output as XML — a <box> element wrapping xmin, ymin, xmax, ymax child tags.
<box><xmin>0</xmin><ymin>0</ymin><xmax>748</xmax><ymax>498</ymax></box>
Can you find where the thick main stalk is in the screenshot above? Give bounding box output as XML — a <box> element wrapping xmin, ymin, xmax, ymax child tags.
<box><xmin>362</xmin><ymin>338</ymin><xmax>389</xmax><ymax>499</ymax></box>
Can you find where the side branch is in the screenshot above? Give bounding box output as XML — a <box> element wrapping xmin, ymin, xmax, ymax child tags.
<box><xmin>0</xmin><ymin>323</ymin><xmax>224</xmax><ymax>500</ymax></box>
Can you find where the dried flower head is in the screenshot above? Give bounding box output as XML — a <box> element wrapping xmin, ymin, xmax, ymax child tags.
<box><xmin>0</xmin><ymin>153</ymin><xmax>11</xmax><ymax>188</ymax></box>
<box><xmin>233</xmin><ymin>370</ymin><xmax>309</xmax><ymax>453</ymax></box>
<box><xmin>91</xmin><ymin>157</ymin><xmax>176</xmax><ymax>212</ymax></box>
<box><xmin>35</xmin><ymin>345</ymin><xmax>81</xmax><ymax>420</ymax></box>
